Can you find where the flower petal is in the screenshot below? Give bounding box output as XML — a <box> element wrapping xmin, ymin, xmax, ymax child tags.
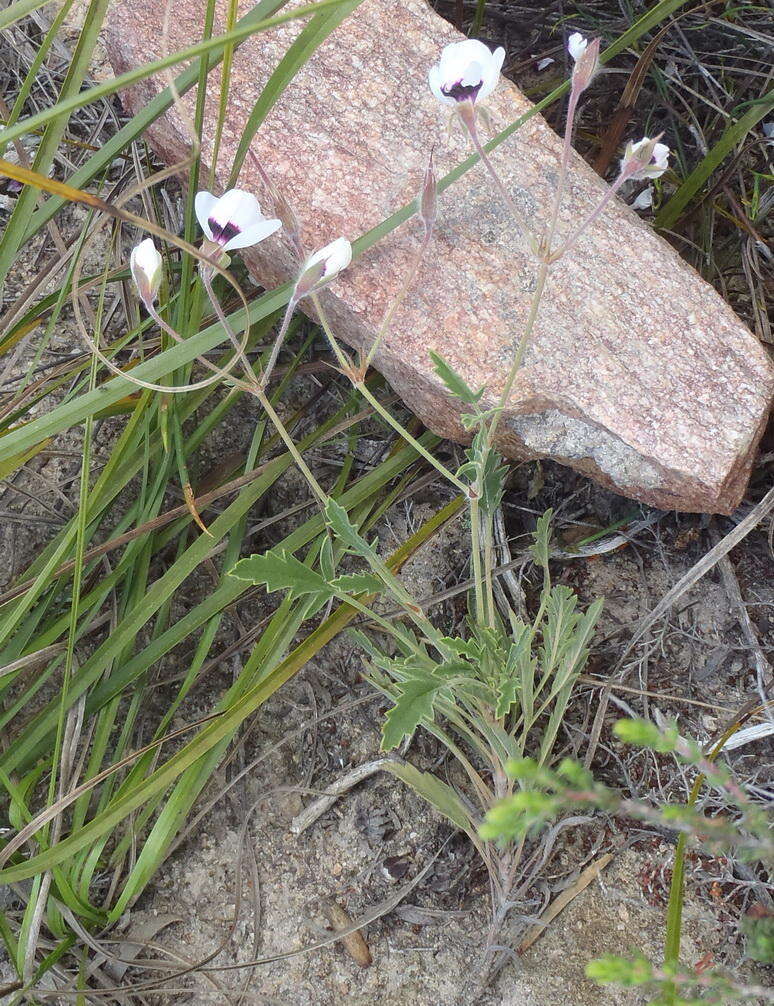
<box><xmin>222</xmin><ymin>216</ymin><xmax>282</xmax><ymax>251</ymax></box>
<box><xmin>194</xmin><ymin>191</ymin><xmax>218</xmax><ymax>240</ymax></box>
<box><xmin>210</xmin><ymin>189</ymin><xmax>262</xmax><ymax>233</ymax></box>
<box><xmin>479</xmin><ymin>45</ymin><xmax>505</xmax><ymax>99</ymax></box>
<box><xmin>567</xmin><ymin>32</ymin><xmax>587</xmax><ymax>61</ymax></box>
<box><xmin>322</xmin><ymin>236</ymin><xmax>352</xmax><ymax>274</ymax></box>
<box><xmin>428</xmin><ymin>64</ymin><xmax>453</xmax><ymax>105</ymax></box>
<box><xmin>653</xmin><ymin>143</ymin><xmax>670</xmax><ymax>168</ymax></box>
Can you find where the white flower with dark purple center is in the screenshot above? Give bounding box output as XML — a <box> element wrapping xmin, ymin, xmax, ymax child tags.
<box><xmin>295</xmin><ymin>237</ymin><xmax>352</xmax><ymax>298</ymax></box>
<box><xmin>130</xmin><ymin>238</ymin><xmax>162</xmax><ymax>307</ymax></box>
<box><xmin>194</xmin><ymin>189</ymin><xmax>281</xmax><ymax>251</ymax></box>
<box><xmin>428</xmin><ymin>39</ymin><xmax>505</xmax><ymax>107</ymax></box>
<box><xmin>621</xmin><ymin>137</ymin><xmax>670</xmax><ymax>180</ymax></box>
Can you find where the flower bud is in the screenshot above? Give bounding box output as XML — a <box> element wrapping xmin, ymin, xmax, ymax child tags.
<box><xmin>621</xmin><ymin>136</ymin><xmax>670</xmax><ymax>180</ymax></box>
<box><xmin>130</xmin><ymin>238</ymin><xmax>163</xmax><ymax>307</ymax></box>
<box><xmin>419</xmin><ymin>148</ymin><xmax>437</xmax><ymax>234</ymax></box>
<box><xmin>294</xmin><ymin>237</ymin><xmax>352</xmax><ymax>299</ymax></box>
<box><xmin>568</xmin><ymin>33</ymin><xmax>600</xmax><ymax>93</ymax></box>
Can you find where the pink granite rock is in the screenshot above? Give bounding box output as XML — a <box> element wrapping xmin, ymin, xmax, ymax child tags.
<box><xmin>104</xmin><ymin>0</ymin><xmax>774</xmax><ymax>513</ymax></box>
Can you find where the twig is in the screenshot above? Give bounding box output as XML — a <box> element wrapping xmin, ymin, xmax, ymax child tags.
<box><xmin>290</xmin><ymin>757</ymin><xmax>398</xmax><ymax>835</ymax></box>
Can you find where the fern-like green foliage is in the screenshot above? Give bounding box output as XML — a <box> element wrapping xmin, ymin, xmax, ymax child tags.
<box><xmin>366</xmin><ymin>512</ymin><xmax>603</xmax><ymax>774</ymax></box>
<box><xmin>586</xmin><ymin>953</ymin><xmax>768</xmax><ymax>1004</ymax></box>
<box><xmin>481</xmin><ymin>724</ymin><xmax>773</xmax><ymax>859</ymax></box>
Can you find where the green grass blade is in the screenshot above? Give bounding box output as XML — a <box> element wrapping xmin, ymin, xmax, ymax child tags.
<box><xmin>0</xmin><ymin>497</ymin><xmax>460</xmax><ymax>887</ymax></box>
<box><xmin>0</xmin><ymin>0</ymin><xmax>111</xmax><ymax>289</ymax></box>
<box><xmin>0</xmin><ymin>0</ymin><xmax>57</xmax><ymax>31</ymax></box>
<box><xmin>0</xmin><ymin>0</ymin><xmax>361</xmax><ymax>151</ymax></box>
<box><xmin>227</xmin><ymin>0</ymin><xmax>363</xmax><ymax>186</ymax></box>
<box><xmin>655</xmin><ymin>90</ymin><xmax>774</xmax><ymax>230</ymax></box>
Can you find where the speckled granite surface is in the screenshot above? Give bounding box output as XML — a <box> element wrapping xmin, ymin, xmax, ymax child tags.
<box><xmin>104</xmin><ymin>0</ymin><xmax>773</xmax><ymax>512</ymax></box>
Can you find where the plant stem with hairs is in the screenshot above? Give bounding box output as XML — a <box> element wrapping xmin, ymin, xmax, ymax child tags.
<box><xmin>310</xmin><ymin>292</ymin><xmax>470</xmax><ymax>494</ymax></box>
<box><xmin>457</xmin><ymin>102</ymin><xmax>536</xmax><ymax>253</ymax></box>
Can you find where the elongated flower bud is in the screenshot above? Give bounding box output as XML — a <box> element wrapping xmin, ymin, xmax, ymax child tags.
<box><xmin>130</xmin><ymin>238</ymin><xmax>163</xmax><ymax>308</ymax></box>
<box><xmin>419</xmin><ymin>149</ymin><xmax>437</xmax><ymax>235</ymax></box>
<box><xmin>294</xmin><ymin>237</ymin><xmax>352</xmax><ymax>299</ymax></box>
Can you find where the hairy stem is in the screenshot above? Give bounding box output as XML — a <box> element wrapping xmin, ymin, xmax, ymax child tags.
<box><xmin>310</xmin><ymin>292</ymin><xmax>468</xmax><ymax>493</ymax></box>
<box><xmin>469</xmin><ymin>492</ymin><xmax>486</xmax><ymax>625</ymax></box>
<box><xmin>459</xmin><ymin>102</ymin><xmax>536</xmax><ymax>253</ymax></box>
<box><xmin>549</xmin><ymin>171</ymin><xmax>628</xmax><ymax>261</ymax></box>
<box><xmin>259</xmin><ymin>295</ymin><xmax>298</xmax><ymax>390</ymax></box>
<box><xmin>364</xmin><ymin>227</ymin><xmax>432</xmax><ymax>369</ymax></box>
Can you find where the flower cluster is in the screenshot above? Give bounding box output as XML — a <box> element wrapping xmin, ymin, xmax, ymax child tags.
<box><xmin>132</xmin><ymin>32</ymin><xmax>670</xmax><ymax>311</ymax></box>
<box><xmin>131</xmin><ymin>189</ymin><xmax>352</xmax><ymax>310</ymax></box>
<box><xmin>427</xmin><ymin>31</ymin><xmax>669</xmax><ymax>185</ymax></box>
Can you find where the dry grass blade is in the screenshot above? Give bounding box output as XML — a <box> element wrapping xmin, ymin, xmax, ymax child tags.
<box><xmin>613</xmin><ymin>485</ymin><xmax>774</xmax><ymax>673</ymax></box>
<box><xmin>517</xmin><ymin>853</ymin><xmax>614</xmax><ymax>954</ymax></box>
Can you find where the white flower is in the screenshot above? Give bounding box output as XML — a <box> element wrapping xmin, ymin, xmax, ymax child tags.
<box><xmin>130</xmin><ymin>238</ymin><xmax>163</xmax><ymax>306</ymax></box>
<box><xmin>194</xmin><ymin>188</ymin><xmax>281</xmax><ymax>251</ymax></box>
<box><xmin>428</xmin><ymin>40</ymin><xmax>505</xmax><ymax>106</ymax></box>
<box><xmin>295</xmin><ymin>237</ymin><xmax>352</xmax><ymax>298</ymax></box>
<box><xmin>621</xmin><ymin>137</ymin><xmax>670</xmax><ymax>179</ymax></box>
<box><xmin>631</xmin><ymin>186</ymin><xmax>654</xmax><ymax>211</ymax></box>
<box><xmin>567</xmin><ymin>32</ymin><xmax>587</xmax><ymax>61</ymax></box>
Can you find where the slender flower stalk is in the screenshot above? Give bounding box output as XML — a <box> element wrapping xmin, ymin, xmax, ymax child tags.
<box><xmin>487</xmin><ymin>37</ymin><xmax>602</xmax><ymax>444</ymax></box>
<box><xmin>310</xmin><ymin>291</ymin><xmax>469</xmax><ymax>494</ymax></box>
<box><xmin>428</xmin><ymin>39</ymin><xmax>535</xmax><ymax>249</ymax></box>
<box><xmin>129</xmin><ymin>238</ymin><xmax>250</xmax><ymax>393</ymax></box>
<box><xmin>261</xmin><ymin>238</ymin><xmax>354</xmax><ymax>389</ymax></box>
<box><xmin>543</xmin><ymin>35</ymin><xmax>601</xmax><ymax>251</ymax></box>
<box><xmin>550</xmin><ymin>136</ymin><xmax>669</xmax><ymax>261</ymax></box>
<box><xmin>457</xmin><ymin>102</ymin><xmax>536</xmax><ymax>251</ymax></box>
<box><xmin>364</xmin><ymin>149</ymin><xmax>438</xmax><ymax>370</ymax></box>
<box><xmin>260</xmin><ymin>296</ymin><xmax>298</xmax><ymax>390</ymax></box>
<box><xmin>200</xmin><ymin>273</ymin><xmax>329</xmax><ymax>506</ymax></box>
<box><xmin>199</xmin><ymin>267</ymin><xmax>261</xmax><ymax>388</ymax></box>
<box><xmin>145</xmin><ymin>298</ymin><xmax>252</xmax><ymax>394</ymax></box>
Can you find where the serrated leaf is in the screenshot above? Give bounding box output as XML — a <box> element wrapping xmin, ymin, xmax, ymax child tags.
<box><xmin>540</xmin><ymin>585</ymin><xmax>581</xmax><ymax>678</ymax></box>
<box><xmin>495</xmin><ymin>622</ymin><xmax>531</xmax><ymax>718</ymax></box>
<box><xmin>529</xmin><ymin>509</ymin><xmax>553</xmax><ymax>571</ymax></box>
<box><xmin>478</xmin><ymin>452</ymin><xmax>509</xmax><ymax>516</ymax></box>
<box><xmin>440</xmin><ymin>635</ymin><xmax>482</xmax><ymax>661</ymax></box>
<box><xmin>463</xmin><ymin>429</ymin><xmax>508</xmax><ymax>515</ymax></box>
<box><xmin>330</xmin><ymin>572</ymin><xmax>383</xmax><ymax>595</ymax></box>
<box><xmin>429</xmin><ymin>351</ymin><xmax>484</xmax><ymax>406</ymax></box>
<box><xmin>230</xmin><ymin>549</ymin><xmax>331</xmax><ymax>600</ymax></box>
<box><xmin>324</xmin><ymin>498</ymin><xmax>376</xmax><ymax>561</ymax></box>
<box><xmin>381</xmin><ymin>675</ymin><xmax>445</xmax><ymax>750</ymax></box>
